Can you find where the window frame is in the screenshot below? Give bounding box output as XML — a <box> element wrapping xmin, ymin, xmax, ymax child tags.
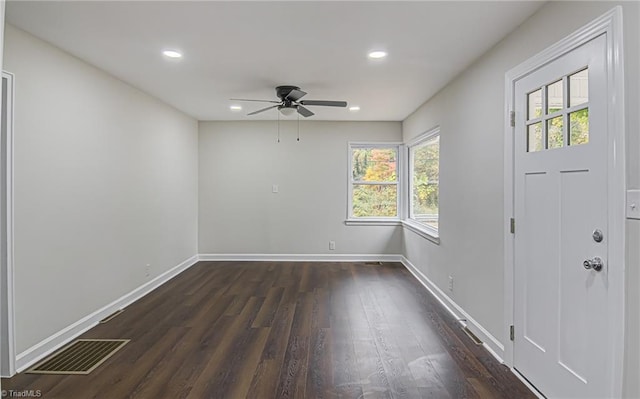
<box><xmin>404</xmin><ymin>127</ymin><xmax>440</xmax><ymax>243</ymax></box>
<box><xmin>346</xmin><ymin>142</ymin><xmax>403</xmax><ymax>225</ymax></box>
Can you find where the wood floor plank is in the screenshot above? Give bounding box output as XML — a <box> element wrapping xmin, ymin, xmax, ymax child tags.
<box><xmin>2</xmin><ymin>261</ymin><xmax>537</xmax><ymax>399</ymax></box>
<box><xmin>306</xmin><ymin>327</ymin><xmax>332</xmax><ymax>398</ymax></box>
<box><xmin>161</xmin><ymin>316</ymin><xmax>239</xmax><ymax>399</ymax></box>
<box><xmin>259</xmin><ymin>287</ymin><xmax>297</xmax><ymax>362</ymax></box>
<box><xmin>185</xmin><ymin>296</ymin><xmax>264</xmax><ymax>398</ymax></box>
<box><xmin>358</xmin><ymin>289</ymin><xmax>422</xmax><ymax>399</ymax></box>
<box><xmin>252</xmin><ymin>286</ymin><xmax>285</xmax><ymax>328</ymax></box>
<box><xmin>275</xmin><ymin>291</ymin><xmax>314</xmax><ymax>398</ymax></box>
<box><xmin>117</xmin><ymin>327</ymin><xmax>195</xmax><ymax>399</ymax></box>
<box><xmin>329</xmin><ymin>267</ymin><xmax>366</xmax><ymax>398</ymax></box>
<box><xmin>213</xmin><ymin>326</ymin><xmax>271</xmax><ymax>399</ymax></box>
<box><xmin>246</xmin><ymin>359</ymin><xmax>282</xmax><ymax>399</ymax></box>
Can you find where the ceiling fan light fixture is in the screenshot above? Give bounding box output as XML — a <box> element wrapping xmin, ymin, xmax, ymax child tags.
<box><xmin>349</xmin><ymin>106</ymin><xmax>360</xmax><ymax>112</ymax></box>
<box><xmin>229</xmin><ymin>105</ymin><xmax>242</xmax><ymax>111</ymax></box>
<box><xmin>279</xmin><ymin>106</ymin><xmax>297</xmax><ymax>116</ymax></box>
<box><xmin>368</xmin><ymin>50</ymin><xmax>387</xmax><ymax>59</ymax></box>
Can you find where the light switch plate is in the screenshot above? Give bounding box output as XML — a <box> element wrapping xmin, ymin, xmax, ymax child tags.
<box><xmin>626</xmin><ymin>189</ymin><xmax>640</xmax><ymax>219</ymax></box>
<box><xmin>272</xmin><ymin>184</ymin><xmax>279</xmax><ymax>193</ymax></box>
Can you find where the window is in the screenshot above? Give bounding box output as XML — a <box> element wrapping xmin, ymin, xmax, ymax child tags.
<box><xmin>408</xmin><ymin>128</ymin><xmax>439</xmax><ymax>235</ymax></box>
<box><xmin>348</xmin><ymin>144</ymin><xmax>400</xmax><ymax>220</ymax></box>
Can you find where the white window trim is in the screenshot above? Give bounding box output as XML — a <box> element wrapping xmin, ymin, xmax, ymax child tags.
<box><xmin>405</xmin><ymin>126</ymin><xmax>440</xmax><ymax>243</ymax></box>
<box><xmin>401</xmin><ymin>218</ymin><xmax>440</xmax><ymax>243</ymax></box>
<box><xmin>346</xmin><ymin>142</ymin><xmax>403</xmax><ymax>225</ymax></box>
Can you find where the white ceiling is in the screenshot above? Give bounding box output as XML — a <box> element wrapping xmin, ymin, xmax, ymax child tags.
<box><xmin>5</xmin><ymin>1</ymin><xmax>544</xmax><ymax>121</ymax></box>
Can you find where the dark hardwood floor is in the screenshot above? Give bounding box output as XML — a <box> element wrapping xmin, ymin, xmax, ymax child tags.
<box><xmin>2</xmin><ymin>261</ymin><xmax>536</xmax><ymax>398</ymax></box>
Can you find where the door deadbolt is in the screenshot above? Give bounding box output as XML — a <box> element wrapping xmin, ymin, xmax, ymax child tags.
<box><xmin>592</xmin><ymin>229</ymin><xmax>604</xmax><ymax>243</ymax></box>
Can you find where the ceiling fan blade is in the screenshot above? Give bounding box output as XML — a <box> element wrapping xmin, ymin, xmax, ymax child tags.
<box><xmin>230</xmin><ymin>98</ymin><xmax>280</xmax><ymax>104</ymax></box>
<box><xmin>247</xmin><ymin>104</ymin><xmax>279</xmax><ymax>116</ymax></box>
<box><xmin>285</xmin><ymin>89</ymin><xmax>307</xmax><ymax>102</ymax></box>
<box><xmin>297</xmin><ymin>105</ymin><xmax>315</xmax><ymax>117</ymax></box>
<box><xmin>299</xmin><ymin>100</ymin><xmax>347</xmax><ymax>107</ymax></box>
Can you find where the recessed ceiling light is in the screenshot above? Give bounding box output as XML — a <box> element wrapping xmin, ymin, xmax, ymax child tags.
<box><xmin>162</xmin><ymin>50</ymin><xmax>183</xmax><ymax>59</ymax></box>
<box><xmin>349</xmin><ymin>106</ymin><xmax>360</xmax><ymax>112</ymax></box>
<box><xmin>368</xmin><ymin>50</ymin><xmax>387</xmax><ymax>59</ymax></box>
<box><xmin>230</xmin><ymin>105</ymin><xmax>242</xmax><ymax>111</ymax></box>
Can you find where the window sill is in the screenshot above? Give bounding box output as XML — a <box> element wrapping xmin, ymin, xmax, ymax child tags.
<box><xmin>345</xmin><ymin>218</ymin><xmax>402</xmax><ymax>226</ymax></box>
<box><xmin>401</xmin><ymin>219</ymin><xmax>440</xmax><ymax>244</ymax></box>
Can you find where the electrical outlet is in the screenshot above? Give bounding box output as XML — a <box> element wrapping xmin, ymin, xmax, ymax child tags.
<box><xmin>329</xmin><ymin>241</ymin><xmax>336</xmax><ymax>250</ymax></box>
<box><xmin>448</xmin><ymin>276</ymin><xmax>454</xmax><ymax>292</ymax></box>
<box><xmin>145</xmin><ymin>264</ymin><xmax>151</xmax><ymax>278</ymax></box>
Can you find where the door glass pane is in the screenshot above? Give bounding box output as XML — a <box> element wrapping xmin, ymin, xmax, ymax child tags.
<box><xmin>547</xmin><ymin>116</ymin><xmax>564</xmax><ymax>149</ymax></box>
<box><xmin>547</xmin><ymin>80</ymin><xmax>563</xmax><ymax>114</ymax></box>
<box><xmin>528</xmin><ymin>89</ymin><xmax>542</xmax><ymax>120</ymax></box>
<box><xmin>352</xmin><ymin>184</ymin><xmax>397</xmax><ymax>217</ymax></box>
<box><xmin>569</xmin><ymin>108</ymin><xmax>589</xmax><ymax>146</ymax></box>
<box><xmin>569</xmin><ymin>69</ymin><xmax>588</xmax><ymax>107</ymax></box>
<box><xmin>527</xmin><ymin>122</ymin><xmax>543</xmax><ymax>152</ymax></box>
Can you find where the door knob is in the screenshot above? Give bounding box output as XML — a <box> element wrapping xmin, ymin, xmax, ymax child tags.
<box><xmin>583</xmin><ymin>257</ymin><xmax>603</xmax><ymax>272</ymax></box>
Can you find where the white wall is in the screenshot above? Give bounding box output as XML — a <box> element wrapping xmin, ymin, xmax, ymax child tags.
<box><xmin>402</xmin><ymin>1</ymin><xmax>639</xmax><ymax>397</ymax></box>
<box><xmin>198</xmin><ymin>120</ymin><xmax>402</xmax><ymax>256</ymax></box>
<box><xmin>3</xmin><ymin>25</ymin><xmax>199</xmax><ymax>354</ymax></box>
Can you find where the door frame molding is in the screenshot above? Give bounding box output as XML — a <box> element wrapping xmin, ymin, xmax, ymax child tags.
<box><xmin>503</xmin><ymin>7</ymin><xmax>625</xmax><ymax>397</ymax></box>
<box><xmin>1</xmin><ymin>71</ymin><xmax>16</xmax><ymax>377</ymax></box>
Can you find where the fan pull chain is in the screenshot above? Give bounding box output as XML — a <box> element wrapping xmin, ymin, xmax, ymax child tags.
<box><xmin>277</xmin><ymin>110</ymin><xmax>280</xmax><ymax>143</ymax></box>
<box><xmin>297</xmin><ymin>112</ymin><xmax>300</xmax><ymax>142</ymax></box>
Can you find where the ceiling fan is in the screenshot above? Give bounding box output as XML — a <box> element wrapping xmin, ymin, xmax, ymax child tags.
<box><xmin>231</xmin><ymin>85</ymin><xmax>347</xmax><ymax>117</ymax></box>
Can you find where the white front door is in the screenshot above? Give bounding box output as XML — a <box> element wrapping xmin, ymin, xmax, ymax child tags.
<box><xmin>513</xmin><ymin>34</ymin><xmax>609</xmax><ymax>398</ymax></box>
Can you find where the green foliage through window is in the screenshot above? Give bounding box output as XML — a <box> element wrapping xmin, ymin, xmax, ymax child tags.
<box><xmin>526</xmin><ymin>68</ymin><xmax>589</xmax><ymax>152</ymax></box>
<box><xmin>569</xmin><ymin>108</ymin><xmax>589</xmax><ymax>145</ymax></box>
<box><xmin>351</xmin><ymin>147</ymin><xmax>398</xmax><ymax>217</ymax></box>
<box><xmin>410</xmin><ymin>135</ymin><xmax>439</xmax><ymax>230</ymax></box>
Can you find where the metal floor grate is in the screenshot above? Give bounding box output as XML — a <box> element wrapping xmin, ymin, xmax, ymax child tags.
<box><xmin>100</xmin><ymin>309</ymin><xmax>124</xmax><ymax>324</ymax></box>
<box><xmin>26</xmin><ymin>339</ymin><xmax>129</xmax><ymax>375</ymax></box>
<box><xmin>462</xmin><ymin>326</ymin><xmax>483</xmax><ymax>345</ymax></box>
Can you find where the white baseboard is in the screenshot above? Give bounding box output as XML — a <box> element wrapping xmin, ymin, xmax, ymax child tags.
<box><xmin>15</xmin><ymin>254</ymin><xmax>199</xmax><ymax>372</ymax></box>
<box><xmin>198</xmin><ymin>253</ymin><xmax>404</xmax><ymax>262</ymax></box>
<box><xmin>400</xmin><ymin>256</ymin><xmax>505</xmax><ymax>362</ymax></box>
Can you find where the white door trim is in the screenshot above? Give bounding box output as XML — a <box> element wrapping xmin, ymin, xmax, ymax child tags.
<box><xmin>503</xmin><ymin>6</ymin><xmax>625</xmax><ymax>397</ymax></box>
<box><xmin>1</xmin><ymin>71</ymin><xmax>16</xmax><ymax>377</ymax></box>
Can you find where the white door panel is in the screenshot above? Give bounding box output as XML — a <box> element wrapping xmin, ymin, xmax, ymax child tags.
<box><xmin>522</xmin><ymin>171</ymin><xmax>556</xmax><ymax>354</ymax></box>
<box><xmin>514</xmin><ymin>34</ymin><xmax>607</xmax><ymax>398</ymax></box>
